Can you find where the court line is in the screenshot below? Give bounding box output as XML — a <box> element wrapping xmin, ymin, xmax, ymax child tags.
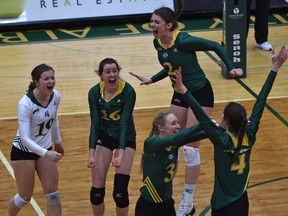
<box><xmin>0</xmin><ymin>150</ymin><xmax>45</xmax><ymax>216</ymax></box>
<box><xmin>205</xmin><ymin>50</ymin><xmax>288</xmax><ymax>127</ymax></box>
<box><xmin>199</xmin><ymin>176</ymin><xmax>288</xmax><ymax>216</ymax></box>
<box><xmin>0</xmin><ymin>95</ymin><xmax>287</xmax><ymax>121</ymax></box>
<box><xmin>235</xmin><ymin>78</ymin><xmax>288</xmax><ymax>126</ymax></box>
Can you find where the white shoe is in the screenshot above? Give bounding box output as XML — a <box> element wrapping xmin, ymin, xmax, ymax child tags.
<box><xmin>256</xmin><ymin>41</ymin><xmax>273</xmax><ymax>51</ymax></box>
<box><xmin>177</xmin><ymin>202</ymin><xmax>195</xmax><ymax>216</ymax></box>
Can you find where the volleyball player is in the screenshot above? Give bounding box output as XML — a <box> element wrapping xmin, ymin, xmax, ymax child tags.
<box><xmin>173</xmin><ymin>45</ymin><xmax>287</xmax><ymax>216</ymax></box>
<box><xmin>87</xmin><ymin>58</ymin><xmax>136</xmax><ymax>216</ymax></box>
<box><xmin>7</xmin><ymin>64</ymin><xmax>64</xmax><ymax>216</ymax></box>
<box><xmin>129</xmin><ymin>1</ymin><xmax>243</xmax><ymax>215</ymax></box>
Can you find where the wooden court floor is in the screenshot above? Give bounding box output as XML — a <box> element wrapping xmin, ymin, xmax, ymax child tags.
<box><xmin>0</xmin><ymin>20</ymin><xmax>287</xmax><ymax>215</ymax></box>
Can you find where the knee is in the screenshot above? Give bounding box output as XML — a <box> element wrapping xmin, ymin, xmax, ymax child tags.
<box><xmin>183</xmin><ymin>146</ymin><xmax>201</xmax><ymax>167</ymax></box>
<box><xmin>45</xmin><ymin>191</ymin><xmax>61</xmax><ymax>206</ymax></box>
<box><xmin>90</xmin><ymin>187</ymin><xmax>105</xmax><ymax>205</ymax></box>
<box><xmin>113</xmin><ymin>174</ymin><xmax>130</xmax><ymax>208</ymax></box>
<box><xmin>13</xmin><ymin>194</ymin><xmax>30</xmax><ymax>208</ymax></box>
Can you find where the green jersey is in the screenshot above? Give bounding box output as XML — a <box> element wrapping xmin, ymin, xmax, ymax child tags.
<box><xmin>182</xmin><ymin>71</ymin><xmax>277</xmax><ymax>209</ymax></box>
<box><xmin>151</xmin><ymin>30</ymin><xmax>235</xmax><ymax>92</ymax></box>
<box><xmin>88</xmin><ymin>80</ymin><xmax>136</xmax><ymax>150</ymax></box>
<box><xmin>140</xmin><ymin>127</ymin><xmax>206</xmax><ymax>203</ymax></box>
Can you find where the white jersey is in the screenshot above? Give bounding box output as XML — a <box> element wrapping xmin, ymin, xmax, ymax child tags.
<box><xmin>13</xmin><ymin>90</ymin><xmax>62</xmax><ymax>157</ymax></box>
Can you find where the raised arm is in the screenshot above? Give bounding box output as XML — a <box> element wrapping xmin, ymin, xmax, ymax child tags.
<box><xmin>271</xmin><ymin>45</ymin><xmax>288</xmax><ymax>72</ymax></box>
<box><xmin>144</xmin><ymin>125</ymin><xmax>206</xmax><ymax>154</ymax></box>
<box><xmin>248</xmin><ymin>45</ymin><xmax>288</xmax><ymax>134</ymax></box>
<box><xmin>171</xmin><ymin>66</ymin><xmax>228</xmax><ymax>145</ymax></box>
<box><xmin>171</xmin><ymin>66</ymin><xmax>212</xmax><ymax>126</ymax></box>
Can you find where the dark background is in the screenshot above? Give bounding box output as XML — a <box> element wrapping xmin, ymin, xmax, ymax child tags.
<box><xmin>181</xmin><ymin>0</ymin><xmax>287</xmax><ymax>16</ymax></box>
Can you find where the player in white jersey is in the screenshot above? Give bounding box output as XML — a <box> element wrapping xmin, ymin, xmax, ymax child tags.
<box><xmin>7</xmin><ymin>64</ymin><xmax>64</xmax><ymax>216</ymax></box>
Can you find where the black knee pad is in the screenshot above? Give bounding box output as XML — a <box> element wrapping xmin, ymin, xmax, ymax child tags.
<box><xmin>90</xmin><ymin>187</ymin><xmax>105</xmax><ymax>205</ymax></box>
<box><xmin>113</xmin><ymin>174</ymin><xmax>130</xmax><ymax>208</ymax></box>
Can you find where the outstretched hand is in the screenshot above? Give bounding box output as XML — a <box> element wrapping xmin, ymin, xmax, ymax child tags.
<box><xmin>129</xmin><ymin>72</ymin><xmax>153</xmax><ymax>85</ymax></box>
<box><xmin>271</xmin><ymin>45</ymin><xmax>288</xmax><ymax>72</ymax></box>
<box><xmin>171</xmin><ymin>66</ymin><xmax>187</xmax><ymax>94</ymax></box>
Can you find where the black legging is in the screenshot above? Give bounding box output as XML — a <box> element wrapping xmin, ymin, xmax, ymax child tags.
<box><xmin>246</xmin><ymin>0</ymin><xmax>272</xmax><ymax>43</ymax></box>
<box><xmin>135</xmin><ymin>196</ymin><xmax>176</xmax><ymax>216</ymax></box>
<box><xmin>212</xmin><ymin>191</ymin><xmax>249</xmax><ymax>216</ymax></box>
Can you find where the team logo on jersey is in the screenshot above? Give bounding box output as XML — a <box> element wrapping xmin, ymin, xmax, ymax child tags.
<box><xmin>33</xmin><ymin>108</ymin><xmax>39</xmax><ymax>114</ymax></box>
<box><xmin>173</xmin><ymin>48</ymin><xmax>178</xmax><ymax>52</ymax></box>
<box><xmin>157</xmin><ymin>46</ymin><xmax>162</xmax><ymax>51</ymax></box>
<box><xmin>117</xmin><ymin>99</ymin><xmax>121</xmax><ymax>103</ymax></box>
<box><xmin>163</xmin><ymin>53</ymin><xmax>168</xmax><ymax>58</ymax></box>
<box><xmin>168</xmin><ymin>154</ymin><xmax>174</xmax><ymax>160</ymax></box>
<box><xmin>45</xmin><ymin>111</ymin><xmax>50</xmax><ymax>117</ymax></box>
<box><xmin>165</xmin><ymin>146</ymin><xmax>172</xmax><ymax>151</ymax></box>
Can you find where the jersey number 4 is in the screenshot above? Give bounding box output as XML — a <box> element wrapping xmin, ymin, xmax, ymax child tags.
<box><xmin>231</xmin><ymin>153</ymin><xmax>246</xmax><ymax>175</ymax></box>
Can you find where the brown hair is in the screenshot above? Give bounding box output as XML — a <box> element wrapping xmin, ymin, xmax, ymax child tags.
<box><xmin>140</xmin><ymin>111</ymin><xmax>173</xmax><ymax>173</ymax></box>
<box><xmin>27</xmin><ymin>64</ymin><xmax>54</xmax><ymax>92</ymax></box>
<box><xmin>149</xmin><ymin>111</ymin><xmax>173</xmax><ymax>136</ymax></box>
<box><xmin>153</xmin><ymin>0</ymin><xmax>184</xmax><ymax>31</ymax></box>
<box><xmin>223</xmin><ymin>102</ymin><xmax>248</xmax><ymax>164</ymax></box>
<box><xmin>95</xmin><ymin>58</ymin><xmax>122</xmax><ymax>77</ymax></box>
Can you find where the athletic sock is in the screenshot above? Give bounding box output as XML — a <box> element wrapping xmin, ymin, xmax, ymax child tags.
<box><xmin>182</xmin><ymin>183</ymin><xmax>196</xmax><ymax>205</ymax></box>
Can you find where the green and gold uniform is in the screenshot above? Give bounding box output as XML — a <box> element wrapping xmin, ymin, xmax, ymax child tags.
<box><xmin>88</xmin><ymin>80</ymin><xmax>136</xmax><ymax>150</ymax></box>
<box><xmin>140</xmin><ymin>127</ymin><xmax>206</xmax><ymax>203</ymax></box>
<box><xmin>182</xmin><ymin>71</ymin><xmax>277</xmax><ymax>209</ymax></box>
<box><xmin>152</xmin><ymin>30</ymin><xmax>235</xmax><ymax>93</ymax></box>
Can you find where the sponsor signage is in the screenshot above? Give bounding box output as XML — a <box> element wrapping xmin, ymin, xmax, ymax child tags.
<box><xmin>0</xmin><ymin>0</ymin><xmax>174</xmax><ymax>24</ymax></box>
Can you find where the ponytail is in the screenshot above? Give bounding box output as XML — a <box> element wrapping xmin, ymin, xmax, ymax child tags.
<box><xmin>232</xmin><ymin>116</ymin><xmax>248</xmax><ymax>164</ymax></box>
<box><xmin>223</xmin><ymin>102</ymin><xmax>248</xmax><ymax>164</ymax></box>
<box><xmin>174</xmin><ymin>0</ymin><xmax>184</xmax><ymax>18</ymax></box>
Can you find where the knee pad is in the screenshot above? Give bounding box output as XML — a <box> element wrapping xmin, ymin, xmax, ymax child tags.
<box><xmin>14</xmin><ymin>194</ymin><xmax>30</xmax><ymax>208</ymax></box>
<box><xmin>45</xmin><ymin>191</ymin><xmax>61</xmax><ymax>206</ymax></box>
<box><xmin>113</xmin><ymin>174</ymin><xmax>130</xmax><ymax>208</ymax></box>
<box><xmin>90</xmin><ymin>187</ymin><xmax>105</xmax><ymax>205</ymax></box>
<box><xmin>183</xmin><ymin>146</ymin><xmax>201</xmax><ymax>167</ymax></box>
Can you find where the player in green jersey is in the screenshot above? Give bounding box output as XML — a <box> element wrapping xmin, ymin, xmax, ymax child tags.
<box><xmin>87</xmin><ymin>58</ymin><xmax>137</xmax><ymax>216</ymax></box>
<box><xmin>129</xmin><ymin>1</ymin><xmax>243</xmax><ymax>215</ymax></box>
<box><xmin>173</xmin><ymin>45</ymin><xmax>288</xmax><ymax>216</ymax></box>
<box><xmin>135</xmin><ymin>111</ymin><xmax>207</xmax><ymax>216</ymax></box>
<box><xmin>7</xmin><ymin>64</ymin><xmax>64</xmax><ymax>216</ymax></box>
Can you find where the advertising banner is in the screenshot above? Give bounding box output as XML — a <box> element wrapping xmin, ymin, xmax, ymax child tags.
<box><xmin>1</xmin><ymin>0</ymin><xmax>287</xmax><ymax>26</ymax></box>
<box><xmin>0</xmin><ymin>0</ymin><xmax>174</xmax><ymax>24</ymax></box>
